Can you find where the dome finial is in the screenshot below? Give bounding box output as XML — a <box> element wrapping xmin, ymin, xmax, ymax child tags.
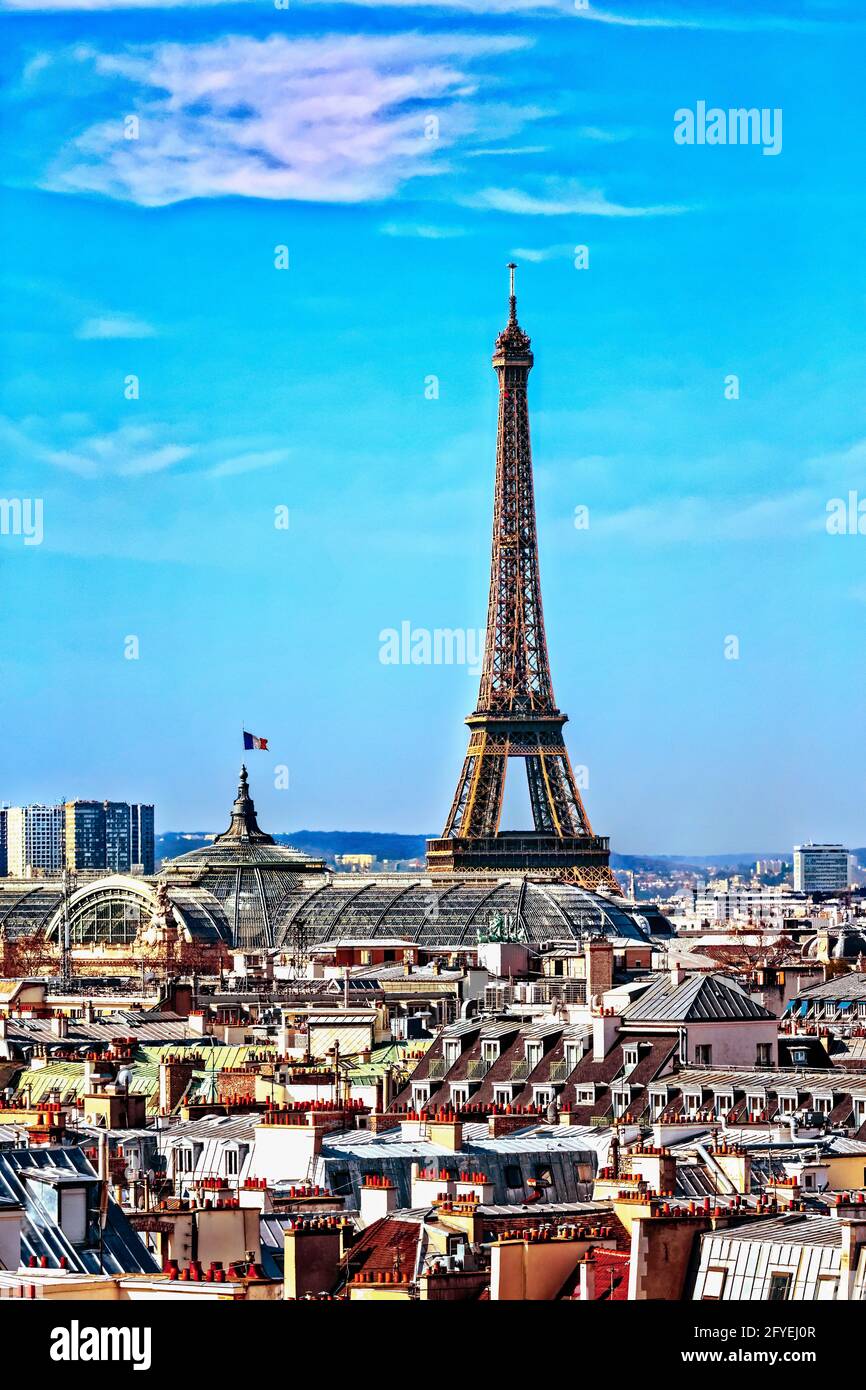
<box><xmin>215</xmin><ymin>763</ymin><xmax>274</xmax><ymax>845</ymax></box>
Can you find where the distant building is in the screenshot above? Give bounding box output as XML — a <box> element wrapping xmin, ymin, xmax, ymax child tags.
<box><xmin>3</xmin><ymin>799</ymin><xmax>154</xmax><ymax>877</ymax></box>
<box><xmin>6</xmin><ymin>804</ymin><xmax>65</xmax><ymax>876</ymax></box>
<box><xmin>104</xmin><ymin>800</ymin><xmax>132</xmax><ymax>872</ymax></box>
<box><xmin>684</xmin><ymin>886</ymin><xmax>804</xmax><ymax>924</ymax></box>
<box><xmin>755</xmin><ymin>858</ymin><xmax>784</xmax><ymax>876</ymax></box>
<box><xmin>130</xmin><ymin>803</ymin><xmax>155</xmax><ymax>874</ymax></box>
<box><xmin>335</xmin><ymin>853</ymin><xmax>375</xmax><ymax>872</ymax></box>
<box><xmin>794</xmin><ymin>843</ymin><xmax>849</xmax><ymax>894</ymax></box>
<box><xmin>64</xmin><ymin>800</ymin><xmax>107</xmax><ymax>870</ymax></box>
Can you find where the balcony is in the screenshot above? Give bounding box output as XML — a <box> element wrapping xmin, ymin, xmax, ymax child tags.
<box><xmin>549</xmin><ymin>1061</ymin><xmax>568</xmax><ymax>1082</ymax></box>
<box><xmin>510</xmin><ymin>1060</ymin><xmax>530</xmax><ymax>1081</ymax></box>
<box><xmin>467</xmin><ymin>1059</ymin><xmax>491</xmax><ymax>1081</ymax></box>
<box><xmin>427</xmin><ymin>1059</ymin><xmax>446</xmax><ymax>1081</ymax></box>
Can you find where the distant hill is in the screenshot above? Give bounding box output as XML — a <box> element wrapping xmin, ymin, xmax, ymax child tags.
<box><xmin>156</xmin><ymin>833</ymin><xmax>847</xmax><ymax>872</ymax></box>
<box><xmin>157</xmin><ymin>830</ymin><xmax>429</xmax><ymax>865</ymax></box>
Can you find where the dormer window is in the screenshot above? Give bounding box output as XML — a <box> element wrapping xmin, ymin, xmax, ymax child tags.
<box><xmin>564</xmin><ymin>1044</ymin><xmax>583</xmax><ymax>1073</ymax></box>
<box><xmin>482</xmin><ymin>1041</ymin><xmax>500</xmax><ymax>1066</ymax></box>
<box><xmin>612</xmin><ymin>1089</ymin><xmax>630</xmax><ymax>1117</ymax></box>
<box><xmin>684</xmin><ymin>1091</ymin><xmax>701</xmax><ymax>1116</ymax></box>
<box><xmin>779</xmin><ymin>1094</ymin><xmax>798</xmax><ymax>1114</ymax></box>
<box><xmin>623</xmin><ymin>1046</ymin><xmax>640</xmax><ymax>1070</ymax></box>
<box><xmin>649</xmin><ymin>1088</ymin><xmax>668</xmax><ymax>1116</ymax></box>
<box><xmin>714</xmin><ymin>1092</ymin><xmax>734</xmax><ymax>1116</ymax></box>
<box><xmin>443</xmin><ymin>1042</ymin><xmax>461</xmax><ymax>1070</ymax></box>
<box><xmin>412</xmin><ymin>1083</ymin><xmax>430</xmax><ymax>1108</ymax></box>
<box><xmin>24</xmin><ymin>1172</ymin><xmax>94</xmax><ymax>1247</ymax></box>
<box><xmin>224</xmin><ymin>1148</ymin><xmax>239</xmax><ymax>1176</ymax></box>
<box><xmin>576</xmin><ymin>1087</ymin><xmax>596</xmax><ymax>1107</ymax></box>
<box><xmin>525</xmin><ymin>1043</ymin><xmax>542</xmax><ymax>1069</ymax></box>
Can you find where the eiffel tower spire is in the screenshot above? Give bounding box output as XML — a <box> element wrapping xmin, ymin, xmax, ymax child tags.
<box><xmin>426</xmin><ymin>266</ymin><xmax>619</xmax><ymax>890</ymax></box>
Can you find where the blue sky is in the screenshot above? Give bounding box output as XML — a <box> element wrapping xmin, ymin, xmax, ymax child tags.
<box><xmin>1</xmin><ymin>0</ymin><xmax>864</xmax><ymax>852</ymax></box>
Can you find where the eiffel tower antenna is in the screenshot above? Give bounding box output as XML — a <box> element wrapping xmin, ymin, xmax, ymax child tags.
<box><xmin>426</xmin><ymin>266</ymin><xmax>619</xmax><ymax>891</ymax></box>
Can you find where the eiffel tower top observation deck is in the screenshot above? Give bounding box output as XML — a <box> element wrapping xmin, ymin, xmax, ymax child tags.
<box><xmin>426</xmin><ymin>266</ymin><xmax>619</xmax><ymax>890</ymax></box>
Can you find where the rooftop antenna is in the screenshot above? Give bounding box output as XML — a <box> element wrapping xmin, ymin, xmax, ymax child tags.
<box><xmin>60</xmin><ymin>866</ymin><xmax>75</xmax><ymax>990</ymax></box>
<box><xmin>507</xmin><ymin>261</ymin><xmax>517</xmax><ymax>322</ymax></box>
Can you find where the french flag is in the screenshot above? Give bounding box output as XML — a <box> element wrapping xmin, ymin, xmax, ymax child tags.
<box><xmin>243</xmin><ymin>731</ymin><xmax>269</xmax><ymax>751</ymax></box>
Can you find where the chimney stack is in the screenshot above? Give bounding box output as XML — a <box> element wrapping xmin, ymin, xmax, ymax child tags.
<box><xmin>359</xmin><ymin>1175</ymin><xmax>398</xmax><ymax>1227</ymax></box>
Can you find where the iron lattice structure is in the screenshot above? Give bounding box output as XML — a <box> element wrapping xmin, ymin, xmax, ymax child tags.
<box><xmin>427</xmin><ymin>267</ymin><xmax>619</xmax><ymax>891</ymax></box>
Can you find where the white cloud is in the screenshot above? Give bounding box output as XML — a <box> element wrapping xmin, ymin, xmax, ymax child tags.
<box><xmin>573</xmin><ymin>4</ymin><xmax>849</xmax><ymax>32</ymax></box>
<box><xmin>594</xmin><ymin>490</ymin><xmax>822</xmax><ymax>544</ymax></box>
<box><xmin>804</xmin><ymin>437</ymin><xmax>866</xmax><ymax>480</ymax></box>
<box><xmin>41</xmin><ymin>423</ymin><xmax>194</xmax><ymax>478</ymax></box>
<box><xmin>0</xmin><ymin>416</ymin><xmax>193</xmax><ymax>478</ymax></box>
<box><xmin>0</xmin><ymin>414</ymin><xmax>299</xmax><ymax>483</ymax></box>
<box><xmin>207</xmin><ymin>449</ymin><xmax>289</xmax><ymax>478</ymax></box>
<box><xmin>41</xmin><ymin>32</ymin><xmax>533</xmax><ymax>208</ymax></box>
<box><xmin>509</xmin><ymin>242</ymin><xmax>575</xmax><ymax>261</ymax></box>
<box><xmin>466</xmin><ymin>145</ymin><xmax>549</xmax><ymax>156</ymax></box>
<box><xmin>469</xmin><ymin>181</ymin><xmax>690</xmax><ymax>217</ymax></box>
<box><xmin>380</xmin><ymin>221</ymin><xmax>466</xmax><ymax>238</ymax></box>
<box><xmin>1</xmin><ymin>0</ymin><xmax>854</xmax><ymax>23</ymax></box>
<box><xmin>3</xmin><ymin>0</ymin><xmax>243</xmax><ymax>7</ymax></box>
<box><xmin>75</xmin><ymin>313</ymin><xmax>156</xmax><ymax>339</ymax></box>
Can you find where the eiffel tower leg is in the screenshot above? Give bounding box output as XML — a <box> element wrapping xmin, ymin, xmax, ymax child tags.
<box><xmin>542</xmin><ymin>752</ymin><xmax>594</xmax><ymax>837</ymax></box>
<box><xmin>443</xmin><ymin>733</ymin><xmax>506</xmax><ymax>838</ymax></box>
<box><xmin>443</xmin><ymin>755</ymin><xmax>474</xmax><ymax>838</ymax></box>
<box><xmin>525</xmin><ymin>755</ymin><xmax>557</xmax><ymax>834</ymax></box>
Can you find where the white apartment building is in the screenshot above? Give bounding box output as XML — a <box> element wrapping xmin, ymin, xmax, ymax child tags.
<box><xmin>6</xmin><ymin>804</ymin><xmax>65</xmax><ymax>876</ymax></box>
<box><xmin>683</xmin><ymin>886</ymin><xmax>805</xmax><ymax>924</ymax></box>
<box><xmin>794</xmin><ymin>843</ymin><xmax>849</xmax><ymax>894</ymax></box>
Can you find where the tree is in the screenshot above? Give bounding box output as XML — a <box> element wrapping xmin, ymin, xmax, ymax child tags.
<box><xmin>0</xmin><ymin>926</ymin><xmax>57</xmax><ymax>978</ymax></box>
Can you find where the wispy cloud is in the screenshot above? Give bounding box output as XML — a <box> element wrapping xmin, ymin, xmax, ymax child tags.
<box><xmin>593</xmin><ymin>489</ymin><xmax>824</xmax><ymax>545</ymax></box>
<box><xmin>0</xmin><ymin>415</ymin><xmax>193</xmax><ymax>479</ymax></box>
<box><xmin>206</xmin><ymin>448</ymin><xmax>289</xmax><ymax>478</ymax></box>
<box><xmin>0</xmin><ymin>414</ymin><xmax>301</xmax><ymax>484</ymax></box>
<box><xmin>3</xmin><ymin>0</ymin><xmax>243</xmax><ymax>7</ymax></box>
<box><xmin>466</xmin><ymin>145</ymin><xmax>549</xmax><ymax>156</ymax></box>
<box><xmin>75</xmin><ymin>313</ymin><xmax>156</xmax><ymax>340</ymax></box>
<box><xmin>804</xmin><ymin>437</ymin><xmax>866</xmax><ymax>481</ymax></box>
<box><xmin>380</xmin><ymin>221</ymin><xmax>466</xmax><ymax>239</ymax></box>
<box><xmin>573</xmin><ymin>3</ymin><xmax>859</xmax><ymax>31</ymax></box>
<box><xmin>39</xmin><ymin>33</ymin><xmax>534</xmax><ymax>208</ymax></box>
<box><xmin>509</xmin><ymin>242</ymin><xmax>575</xmax><ymax>261</ymax></box>
<box><xmin>2</xmin><ymin>0</ymin><xmax>857</xmax><ymax>23</ymax></box>
<box><xmin>469</xmin><ymin>180</ymin><xmax>690</xmax><ymax>217</ymax></box>
<box><xmin>41</xmin><ymin>423</ymin><xmax>194</xmax><ymax>478</ymax></box>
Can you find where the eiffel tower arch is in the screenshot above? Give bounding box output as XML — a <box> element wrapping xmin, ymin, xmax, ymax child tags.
<box><xmin>426</xmin><ymin>266</ymin><xmax>619</xmax><ymax>892</ymax></box>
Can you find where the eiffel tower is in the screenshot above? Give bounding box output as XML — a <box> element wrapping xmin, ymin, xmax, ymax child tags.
<box><xmin>426</xmin><ymin>266</ymin><xmax>619</xmax><ymax>891</ymax></box>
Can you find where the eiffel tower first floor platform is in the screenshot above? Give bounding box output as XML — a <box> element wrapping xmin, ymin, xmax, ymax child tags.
<box><xmin>425</xmin><ymin>831</ymin><xmax>620</xmax><ymax>892</ymax></box>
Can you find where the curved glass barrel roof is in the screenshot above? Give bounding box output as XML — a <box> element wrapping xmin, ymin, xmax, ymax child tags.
<box><xmin>273</xmin><ymin>877</ymin><xmax>670</xmax><ymax>950</ymax></box>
